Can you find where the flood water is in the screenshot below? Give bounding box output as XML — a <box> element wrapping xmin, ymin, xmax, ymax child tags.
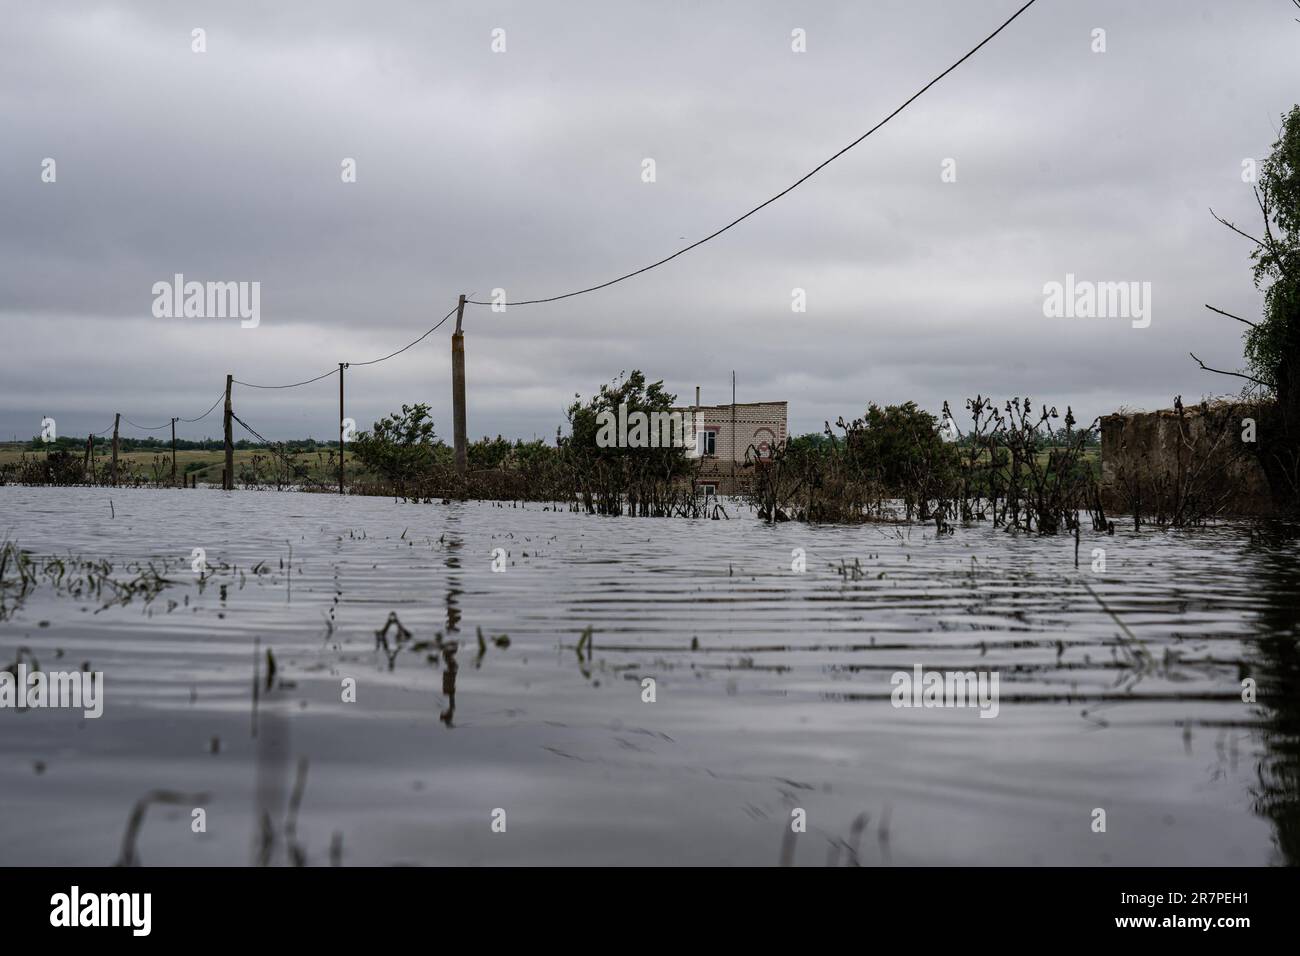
<box><xmin>1</xmin><ymin>485</ymin><xmax>1297</xmax><ymax>866</ymax></box>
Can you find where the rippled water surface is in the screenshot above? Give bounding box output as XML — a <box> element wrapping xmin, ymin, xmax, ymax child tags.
<box><xmin>2</xmin><ymin>486</ymin><xmax>1297</xmax><ymax>866</ymax></box>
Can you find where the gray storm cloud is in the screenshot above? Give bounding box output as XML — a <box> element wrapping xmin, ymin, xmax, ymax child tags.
<box><xmin>0</xmin><ymin>0</ymin><xmax>1294</xmax><ymax>442</ymax></box>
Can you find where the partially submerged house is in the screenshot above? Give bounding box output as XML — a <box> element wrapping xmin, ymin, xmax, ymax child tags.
<box><xmin>1099</xmin><ymin>402</ymin><xmax>1275</xmax><ymax>518</ymax></box>
<box><xmin>675</xmin><ymin>388</ymin><xmax>787</xmax><ymax>496</ymax></box>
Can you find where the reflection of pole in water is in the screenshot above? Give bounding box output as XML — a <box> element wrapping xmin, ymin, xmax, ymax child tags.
<box><xmin>440</xmin><ymin>512</ymin><xmax>464</xmax><ymax>725</ymax></box>
<box><xmin>1246</xmin><ymin>534</ymin><xmax>1300</xmax><ymax>865</ymax></box>
<box><xmin>253</xmin><ymin>687</ymin><xmax>290</xmax><ymax>866</ymax></box>
<box><xmin>251</xmin><ymin>636</ymin><xmax>260</xmax><ymax>739</ymax></box>
<box><xmin>444</xmin><ymin>532</ymin><xmax>462</xmax><ymax>634</ymax></box>
<box><xmin>251</xmin><ymin>667</ymin><xmax>311</xmax><ymax>866</ymax></box>
<box><xmin>440</xmin><ymin>639</ymin><xmax>459</xmax><ymax>727</ymax></box>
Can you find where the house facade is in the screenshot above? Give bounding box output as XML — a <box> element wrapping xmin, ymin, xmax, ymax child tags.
<box><xmin>674</xmin><ymin>397</ymin><xmax>788</xmax><ymax>496</ymax></box>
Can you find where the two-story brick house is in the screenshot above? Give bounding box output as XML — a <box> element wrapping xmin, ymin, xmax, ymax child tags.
<box><xmin>674</xmin><ymin>388</ymin><xmax>788</xmax><ymax>495</ymax></box>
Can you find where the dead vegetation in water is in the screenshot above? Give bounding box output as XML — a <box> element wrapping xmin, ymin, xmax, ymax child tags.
<box><xmin>777</xmin><ymin>805</ymin><xmax>893</xmax><ymax>867</ymax></box>
<box><xmin>745</xmin><ymin>396</ymin><xmax>1104</xmax><ymax>533</ymax></box>
<box><xmin>0</xmin><ymin>540</ymin><xmax>177</xmax><ymax>619</ymax></box>
<box><xmin>115</xmin><ymin>788</ymin><xmax>211</xmax><ymax>867</ymax></box>
<box><xmin>0</xmin><ymin>539</ymin><xmax>278</xmax><ymax>620</ymax></box>
<box><xmin>373</xmin><ymin>610</ymin><xmax>510</xmax><ymax>673</ymax></box>
<box><xmin>1104</xmin><ymin>394</ymin><xmax>1271</xmax><ymax>527</ymax></box>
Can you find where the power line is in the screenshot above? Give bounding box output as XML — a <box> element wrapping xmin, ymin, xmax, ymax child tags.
<box><xmin>122</xmin><ymin>417</ymin><xmax>172</xmax><ymax>431</ymax></box>
<box><xmin>349</xmin><ymin>305</ymin><xmax>460</xmax><ymax>367</ymax></box>
<box><xmin>117</xmin><ymin>391</ymin><xmax>224</xmax><ymax>431</ymax></box>
<box><xmin>227</xmin><ymin>408</ymin><xmax>323</xmax><ymax>486</ymax></box>
<box><xmin>466</xmin><ymin>0</ymin><xmax>1040</xmax><ymax>309</ymax></box>
<box><xmin>230</xmin><ymin>411</ymin><xmax>277</xmax><ymax>447</ymax></box>
<box><xmin>104</xmin><ymin>306</ymin><xmax>454</xmax><ymax>427</ymax></box>
<box><xmin>234</xmin><ymin>367</ymin><xmax>339</xmax><ymax>390</ymax></box>
<box><xmin>180</xmin><ymin>393</ymin><xmax>226</xmax><ymax>423</ymax></box>
<box><xmin>228</xmin><ymin>303</ymin><xmax>460</xmax><ymax>389</ymax></box>
<box><xmin>76</xmin><ymin>1</ymin><xmax>1041</xmax><ymax>429</ymax></box>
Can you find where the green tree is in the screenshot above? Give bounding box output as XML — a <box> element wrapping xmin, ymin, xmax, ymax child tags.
<box><xmin>350</xmin><ymin>403</ymin><xmax>438</xmax><ymax>494</ymax></box>
<box><xmin>566</xmin><ymin>371</ymin><xmax>686</xmax><ymax>461</ymax></box>
<box><xmin>1204</xmin><ymin>107</ymin><xmax>1299</xmax><ymax>406</ymax></box>
<box><xmin>839</xmin><ymin>402</ymin><xmax>958</xmax><ymax>519</ymax></box>
<box><xmin>1245</xmin><ymin>105</ymin><xmax>1300</xmax><ymax>411</ymax></box>
<box><xmin>565</xmin><ymin>371</ymin><xmax>693</xmax><ymax>515</ymax></box>
<box><xmin>1202</xmin><ymin>105</ymin><xmax>1300</xmax><ymax>506</ymax></box>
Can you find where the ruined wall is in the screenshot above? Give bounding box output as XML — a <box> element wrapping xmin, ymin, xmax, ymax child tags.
<box><xmin>1100</xmin><ymin>405</ymin><xmax>1274</xmax><ymax>518</ymax></box>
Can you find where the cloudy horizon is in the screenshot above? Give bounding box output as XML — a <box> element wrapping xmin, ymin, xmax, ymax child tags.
<box><xmin>2</xmin><ymin>0</ymin><xmax>1296</xmax><ymax>444</ymax></box>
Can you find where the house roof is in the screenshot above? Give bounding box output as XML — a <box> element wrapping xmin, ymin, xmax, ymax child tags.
<box><xmin>669</xmin><ymin>401</ymin><xmax>787</xmax><ymax>413</ymax></box>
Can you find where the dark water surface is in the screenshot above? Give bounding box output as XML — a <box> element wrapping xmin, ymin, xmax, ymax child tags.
<box><xmin>1</xmin><ymin>486</ymin><xmax>1297</xmax><ymax>866</ymax></box>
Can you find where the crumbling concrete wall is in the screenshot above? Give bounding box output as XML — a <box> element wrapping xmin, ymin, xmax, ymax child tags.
<box><xmin>1100</xmin><ymin>404</ymin><xmax>1274</xmax><ymax>518</ymax></box>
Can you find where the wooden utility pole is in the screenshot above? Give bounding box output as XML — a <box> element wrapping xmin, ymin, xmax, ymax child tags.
<box><xmin>452</xmin><ymin>294</ymin><xmax>468</xmax><ymax>477</ymax></box>
<box><xmin>83</xmin><ymin>433</ymin><xmax>93</xmax><ymax>481</ymax></box>
<box><xmin>338</xmin><ymin>362</ymin><xmax>346</xmax><ymax>495</ymax></box>
<box><xmin>170</xmin><ymin>417</ymin><xmax>177</xmax><ymax>486</ymax></box>
<box><xmin>111</xmin><ymin>413</ymin><xmax>120</xmax><ymax>487</ymax></box>
<box><xmin>223</xmin><ymin>374</ymin><xmax>234</xmax><ymax>490</ymax></box>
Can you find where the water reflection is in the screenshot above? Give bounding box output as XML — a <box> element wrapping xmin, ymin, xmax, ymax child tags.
<box><xmin>1247</xmin><ymin>525</ymin><xmax>1300</xmax><ymax>865</ymax></box>
<box><xmin>2</xmin><ymin>486</ymin><xmax>1298</xmax><ymax>865</ymax></box>
<box><xmin>441</xmin><ymin>511</ymin><xmax>463</xmax><ymax>725</ymax></box>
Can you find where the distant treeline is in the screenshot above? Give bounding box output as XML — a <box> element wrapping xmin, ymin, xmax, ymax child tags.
<box><xmin>16</xmin><ymin>435</ymin><xmax>341</xmax><ymax>452</ymax></box>
<box><xmin>787</xmin><ymin>424</ymin><xmax>1101</xmax><ymax>452</ymax></box>
<box><xmin>13</xmin><ymin>418</ymin><xmax>1100</xmax><ymax>456</ymax></box>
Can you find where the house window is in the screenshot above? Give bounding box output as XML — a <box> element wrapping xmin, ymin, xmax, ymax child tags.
<box><xmin>699</xmin><ymin>484</ymin><xmax>717</xmax><ymax>497</ymax></box>
<box><xmin>698</xmin><ymin>430</ymin><xmax>717</xmax><ymax>456</ymax></box>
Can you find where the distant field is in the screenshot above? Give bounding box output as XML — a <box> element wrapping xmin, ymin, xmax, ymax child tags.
<box><xmin>958</xmin><ymin>445</ymin><xmax>1099</xmax><ymax>472</ymax></box>
<box><xmin>0</xmin><ymin>444</ymin><xmax>333</xmax><ymax>483</ymax></box>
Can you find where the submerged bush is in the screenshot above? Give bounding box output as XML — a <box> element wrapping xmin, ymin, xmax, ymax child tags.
<box><xmin>746</xmin><ymin>396</ymin><xmax>1104</xmax><ymax>533</ymax></box>
<box><xmin>350</xmin><ymin>403</ymin><xmax>439</xmax><ymax>497</ymax></box>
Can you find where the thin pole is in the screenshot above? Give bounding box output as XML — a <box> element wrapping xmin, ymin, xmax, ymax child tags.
<box><xmin>171</xmin><ymin>417</ymin><xmax>177</xmax><ymax>487</ymax></box>
<box><xmin>695</xmin><ymin>384</ymin><xmax>701</xmax><ymax>457</ymax></box>
<box><xmin>223</xmin><ymin>374</ymin><xmax>234</xmax><ymax>490</ymax></box>
<box><xmin>111</xmin><ymin>413</ymin><xmax>120</xmax><ymax>487</ymax></box>
<box><xmin>83</xmin><ymin>433</ymin><xmax>92</xmax><ymax>479</ymax></box>
<box><xmin>695</xmin><ymin>384</ymin><xmax>701</xmax><ymax>493</ymax></box>
<box><xmin>731</xmin><ymin>371</ymin><xmax>736</xmax><ymax>491</ymax></box>
<box><xmin>338</xmin><ymin>363</ymin><xmax>346</xmax><ymax>495</ymax></box>
<box><xmin>452</xmin><ymin>294</ymin><xmax>468</xmax><ymax>477</ymax></box>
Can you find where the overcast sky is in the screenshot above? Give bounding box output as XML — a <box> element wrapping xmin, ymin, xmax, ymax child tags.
<box><xmin>1</xmin><ymin>0</ymin><xmax>1297</xmax><ymax>444</ymax></box>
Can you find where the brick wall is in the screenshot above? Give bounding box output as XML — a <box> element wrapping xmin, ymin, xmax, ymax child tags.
<box><xmin>672</xmin><ymin>400</ymin><xmax>788</xmax><ymax>493</ymax></box>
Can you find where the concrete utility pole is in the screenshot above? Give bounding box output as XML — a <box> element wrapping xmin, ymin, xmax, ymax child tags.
<box><xmin>338</xmin><ymin>363</ymin><xmax>346</xmax><ymax>495</ymax></box>
<box><xmin>223</xmin><ymin>374</ymin><xmax>234</xmax><ymax>490</ymax></box>
<box><xmin>111</xmin><ymin>413</ymin><xmax>120</xmax><ymax>487</ymax></box>
<box><xmin>452</xmin><ymin>294</ymin><xmax>468</xmax><ymax>477</ymax></box>
<box><xmin>171</xmin><ymin>417</ymin><xmax>177</xmax><ymax>486</ymax></box>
